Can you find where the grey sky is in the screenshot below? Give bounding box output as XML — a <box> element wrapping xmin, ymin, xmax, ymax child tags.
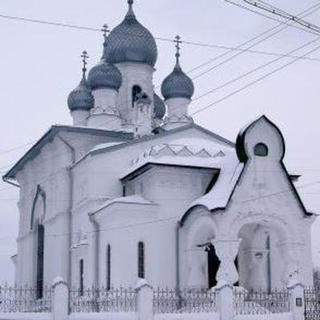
<box><xmin>1</xmin><ymin>0</ymin><xmax>320</xmax><ymax>283</ymax></box>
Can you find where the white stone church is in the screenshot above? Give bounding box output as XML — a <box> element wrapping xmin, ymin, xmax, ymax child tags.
<box><xmin>4</xmin><ymin>0</ymin><xmax>316</xmax><ymax>298</ymax></box>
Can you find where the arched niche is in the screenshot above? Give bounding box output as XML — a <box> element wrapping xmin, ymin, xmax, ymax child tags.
<box><xmin>180</xmin><ymin>206</ymin><xmax>219</xmax><ymax>289</ymax></box>
<box><xmin>232</xmin><ymin>216</ymin><xmax>290</xmax><ymax>291</ymax></box>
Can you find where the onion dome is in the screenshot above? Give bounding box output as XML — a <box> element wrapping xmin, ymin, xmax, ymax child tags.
<box><xmin>68</xmin><ymin>78</ymin><xmax>94</xmax><ymax>111</ymax></box>
<box><xmin>153</xmin><ymin>94</ymin><xmax>166</xmax><ymax>119</ymax></box>
<box><xmin>68</xmin><ymin>51</ymin><xmax>94</xmax><ymax>111</ymax></box>
<box><xmin>88</xmin><ymin>28</ymin><xmax>123</xmax><ymax>91</ymax></box>
<box><xmin>105</xmin><ymin>0</ymin><xmax>158</xmax><ymax>67</ymax></box>
<box><xmin>88</xmin><ymin>61</ymin><xmax>122</xmax><ymax>91</ymax></box>
<box><xmin>161</xmin><ymin>36</ymin><xmax>194</xmax><ymax>100</ymax></box>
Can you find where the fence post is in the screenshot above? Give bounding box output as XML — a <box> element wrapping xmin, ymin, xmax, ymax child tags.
<box><xmin>135</xmin><ymin>279</ymin><xmax>153</xmax><ymax>320</ymax></box>
<box><xmin>216</xmin><ymin>280</ymin><xmax>234</xmax><ymax>320</ymax></box>
<box><xmin>287</xmin><ymin>280</ymin><xmax>304</xmax><ymax>320</ymax></box>
<box><xmin>52</xmin><ymin>277</ymin><xmax>69</xmax><ymax>320</ymax></box>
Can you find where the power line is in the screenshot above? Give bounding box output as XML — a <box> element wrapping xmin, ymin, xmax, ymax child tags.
<box><xmin>242</xmin><ymin>0</ymin><xmax>320</xmax><ymax>34</ymax></box>
<box><xmin>190</xmin><ymin>3</ymin><xmax>320</xmax><ymax>82</ymax></box>
<box><xmin>224</xmin><ymin>0</ymin><xmax>320</xmax><ymax>36</ymax></box>
<box><xmin>187</xmin><ymin>1</ymin><xmax>320</xmax><ymax>74</ymax></box>
<box><xmin>191</xmin><ymin>40</ymin><xmax>320</xmax><ymax>115</ymax></box>
<box><xmin>0</xmin><ymin>12</ymin><xmax>319</xmax><ymax>62</ymax></box>
<box><xmin>191</xmin><ymin>34</ymin><xmax>320</xmax><ymax>103</ymax></box>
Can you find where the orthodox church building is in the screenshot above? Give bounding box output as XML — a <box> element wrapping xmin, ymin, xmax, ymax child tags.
<box><xmin>4</xmin><ymin>0</ymin><xmax>316</xmax><ymax>297</ymax></box>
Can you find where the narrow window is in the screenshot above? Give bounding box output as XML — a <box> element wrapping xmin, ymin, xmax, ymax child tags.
<box><xmin>106</xmin><ymin>245</ymin><xmax>111</xmax><ymax>290</ymax></box>
<box><xmin>36</xmin><ymin>224</ymin><xmax>45</xmax><ymax>299</ymax></box>
<box><xmin>138</xmin><ymin>242</ymin><xmax>145</xmax><ymax>278</ymax></box>
<box><xmin>79</xmin><ymin>259</ymin><xmax>84</xmax><ymax>296</ymax></box>
<box><xmin>254</xmin><ymin>143</ymin><xmax>268</xmax><ymax>157</ymax></box>
<box><xmin>132</xmin><ymin>85</ymin><xmax>142</xmax><ymax>107</ymax></box>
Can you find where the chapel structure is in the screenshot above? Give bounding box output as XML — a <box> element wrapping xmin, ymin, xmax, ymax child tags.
<box><xmin>4</xmin><ymin>0</ymin><xmax>315</xmax><ymax>297</ymax></box>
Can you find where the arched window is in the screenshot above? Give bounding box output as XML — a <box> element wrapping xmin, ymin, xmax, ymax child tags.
<box><xmin>254</xmin><ymin>143</ymin><xmax>268</xmax><ymax>157</ymax></box>
<box><xmin>31</xmin><ymin>186</ymin><xmax>46</xmax><ymax>230</ymax></box>
<box><xmin>79</xmin><ymin>259</ymin><xmax>84</xmax><ymax>296</ymax></box>
<box><xmin>36</xmin><ymin>224</ymin><xmax>45</xmax><ymax>299</ymax></box>
<box><xmin>106</xmin><ymin>245</ymin><xmax>111</xmax><ymax>290</ymax></box>
<box><xmin>132</xmin><ymin>85</ymin><xmax>142</xmax><ymax>107</ymax></box>
<box><xmin>138</xmin><ymin>242</ymin><xmax>145</xmax><ymax>278</ymax></box>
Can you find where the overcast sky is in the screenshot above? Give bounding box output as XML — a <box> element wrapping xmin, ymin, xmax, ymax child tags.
<box><xmin>1</xmin><ymin>0</ymin><xmax>320</xmax><ymax>283</ymax></box>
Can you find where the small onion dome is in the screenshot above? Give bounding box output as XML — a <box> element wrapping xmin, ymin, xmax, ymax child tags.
<box><xmin>153</xmin><ymin>93</ymin><xmax>166</xmax><ymax>119</ymax></box>
<box><xmin>67</xmin><ymin>78</ymin><xmax>94</xmax><ymax>111</ymax></box>
<box><xmin>88</xmin><ymin>62</ymin><xmax>122</xmax><ymax>91</ymax></box>
<box><xmin>161</xmin><ymin>63</ymin><xmax>194</xmax><ymax>100</ymax></box>
<box><xmin>105</xmin><ymin>1</ymin><xmax>158</xmax><ymax>67</ymax></box>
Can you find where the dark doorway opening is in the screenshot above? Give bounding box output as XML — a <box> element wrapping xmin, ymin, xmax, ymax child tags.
<box><xmin>206</xmin><ymin>244</ymin><xmax>220</xmax><ymax>288</ymax></box>
<box><xmin>234</xmin><ymin>256</ymin><xmax>239</xmax><ymax>286</ymax></box>
<box><xmin>36</xmin><ymin>224</ymin><xmax>45</xmax><ymax>299</ymax></box>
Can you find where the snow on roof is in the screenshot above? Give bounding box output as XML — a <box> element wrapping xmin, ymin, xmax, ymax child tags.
<box><xmin>90</xmin><ymin>141</ymin><xmax>125</xmax><ymax>152</ymax></box>
<box><xmin>91</xmin><ymin>195</ymin><xmax>156</xmax><ymax>215</ymax></box>
<box><xmin>121</xmin><ymin>138</ymin><xmax>236</xmax><ymax>180</ymax></box>
<box><xmin>188</xmin><ymin>153</ymin><xmax>244</xmax><ymax>212</ymax></box>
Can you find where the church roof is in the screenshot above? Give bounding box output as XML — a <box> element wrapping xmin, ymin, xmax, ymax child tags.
<box><xmin>71</xmin><ymin>124</ymin><xmax>235</xmax><ymax>170</ymax></box>
<box><xmin>90</xmin><ymin>195</ymin><xmax>156</xmax><ymax>216</ymax></box>
<box><xmin>3</xmin><ymin>126</ymin><xmax>133</xmax><ymax>180</ymax></box>
<box><xmin>105</xmin><ymin>1</ymin><xmax>158</xmax><ymax>67</ymax></box>
<box><xmin>121</xmin><ymin>142</ymin><xmax>231</xmax><ymax>180</ymax></box>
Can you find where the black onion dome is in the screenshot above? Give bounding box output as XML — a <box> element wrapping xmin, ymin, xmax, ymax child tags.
<box><xmin>105</xmin><ymin>2</ymin><xmax>158</xmax><ymax>67</ymax></box>
<box><xmin>153</xmin><ymin>93</ymin><xmax>166</xmax><ymax>119</ymax></box>
<box><xmin>88</xmin><ymin>62</ymin><xmax>122</xmax><ymax>91</ymax></box>
<box><xmin>68</xmin><ymin>78</ymin><xmax>94</xmax><ymax>111</ymax></box>
<box><xmin>161</xmin><ymin>63</ymin><xmax>194</xmax><ymax>100</ymax></box>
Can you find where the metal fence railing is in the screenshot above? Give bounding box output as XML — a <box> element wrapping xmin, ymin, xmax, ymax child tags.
<box><xmin>69</xmin><ymin>287</ymin><xmax>137</xmax><ymax>313</ymax></box>
<box><xmin>153</xmin><ymin>288</ymin><xmax>217</xmax><ymax>314</ymax></box>
<box><xmin>304</xmin><ymin>287</ymin><xmax>320</xmax><ymax>320</ymax></box>
<box><xmin>0</xmin><ymin>284</ymin><xmax>52</xmax><ymax>313</ymax></box>
<box><xmin>233</xmin><ymin>288</ymin><xmax>290</xmax><ymax>315</ymax></box>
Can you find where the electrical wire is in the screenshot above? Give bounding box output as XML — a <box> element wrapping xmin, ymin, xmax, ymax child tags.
<box><xmin>191</xmin><ymin>40</ymin><xmax>320</xmax><ymax>115</ymax></box>
<box><xmin>0</xmin><ymin>12</ymin><xmax>319</xmax><ymax>61</ymax></box>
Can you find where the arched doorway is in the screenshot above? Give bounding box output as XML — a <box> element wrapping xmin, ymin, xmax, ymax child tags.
<box><xmin>182</xmin><ymin>212</ymin><xmax>219</xmax><ymax>289</ymax></box>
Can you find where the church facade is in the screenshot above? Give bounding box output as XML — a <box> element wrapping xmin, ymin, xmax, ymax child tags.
<box><xmin>4</xmin><ymin>0</ymin><xmax>315</xmax><ymax>297</ymax></box>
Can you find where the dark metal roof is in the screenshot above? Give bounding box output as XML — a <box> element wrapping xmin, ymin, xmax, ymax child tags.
<box><xmin>88</xmin><ymin>62</ymin><xmax>122</xmax><ymax>91</ymax></box>
<box><xmin>161</xmin><ymin>63</ymin><xmax>194</xmax><ymax>100</ymax></box>
<box><xmin>67</xmin><ymin>78</ymin><xmax>94</xmax><ymax>111</ymax></box>
<box><xmin>105</xmin><ymin>3</ymin><xmax>158</xmax><ymax>67</ymax></box>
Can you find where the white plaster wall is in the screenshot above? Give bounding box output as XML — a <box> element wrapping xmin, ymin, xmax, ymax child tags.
<box><xmin>92</xmin><ymin>88</ymin><xmax>117</xmax><ymax>110</ymax></box>
<box><xmin>166</xmin><ymin>97</ymin><xmax>190</xmax><ymax>118</ymax></box>
<box><xmin>116</xmin><ymin>62</ymin><xmax>154</xmax><ymax>128</ymax></box>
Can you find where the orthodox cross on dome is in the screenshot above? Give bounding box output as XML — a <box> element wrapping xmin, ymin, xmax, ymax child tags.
<box><xmin>101</xmin><ymin>24</ymin><xmax>110</xmax><ymax>40</ymax></box>
<box><xmin>101</xmin><ymin>24</ymin><xmax>110</xmax><ymax>61</ymax></box>
<box><xmin>81</xmin><ymin>50</ymin><xmax>89</xmax><ymax>79</ymax></box>
<box><xmin>174</xmin><ymin>35</ymin><xmax>182</xmax><ymax>64</ymax></box>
